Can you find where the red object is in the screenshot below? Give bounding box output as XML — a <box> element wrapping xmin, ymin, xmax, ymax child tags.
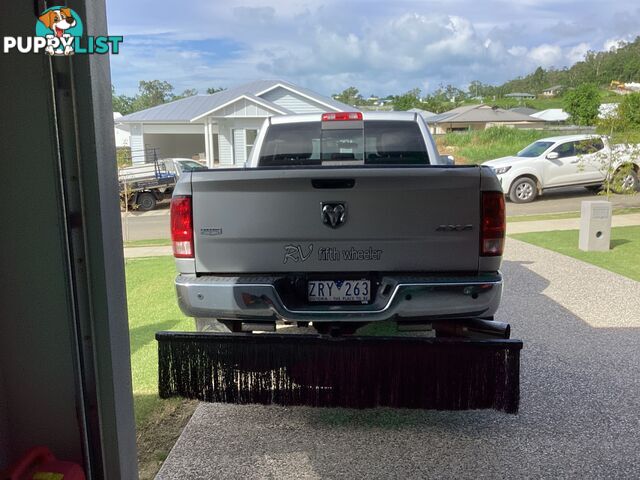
<box><xmin>171</xmin><ymin>195</ymin><xmax>194</xmax><ymax>258</ymax></box>
<box><xmin>321</xmin><ymin>112</ymin><xmax>363</xmax><ymax>121</ymax></box>
<box><xmin>6</xmin><ymin>446</ymin><xmax>85</xmax><ymax>480</ymax></box>
<box><xmin>480</xmin><ymin>191</ymin><xmax>506</xmax><ymax>256</ymax></box>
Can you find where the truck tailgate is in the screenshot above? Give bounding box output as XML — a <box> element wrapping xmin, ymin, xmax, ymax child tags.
<box><xmin>191</xmin><ymin>167</ymin><xmax>480</xmax><ymax>273</ymax></box>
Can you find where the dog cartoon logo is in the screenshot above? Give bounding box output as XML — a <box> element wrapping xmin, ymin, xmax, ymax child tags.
<box><xmin>36</xmin><ymin>7</ymin><xmax>83</xmax><ymax>56</ymax></box>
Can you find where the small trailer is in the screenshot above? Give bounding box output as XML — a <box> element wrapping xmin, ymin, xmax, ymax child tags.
<box><xmin>119</xmin><ymin>157</ymin><xmax>206</xmax><ymax>211</ymax></box>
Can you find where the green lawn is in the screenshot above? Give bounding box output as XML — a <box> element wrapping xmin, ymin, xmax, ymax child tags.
<box><xmin>436</xmin><ymin>127</ymin><xmax>566</xmax><ymax>164</ymax></box>
<box><xmin>511</xmin><ymin>226</ymin><xmax>640</xmax><ymax>281</ymax></box>
<box><xmin>125</xmin><ymin>256</ymin><xmax>193</xmax><ymax>427</ymax></box>
<box><xmin>124</xmin><ymin>239</ymin><xmax>172</xmax><ymax>248</ymax></box>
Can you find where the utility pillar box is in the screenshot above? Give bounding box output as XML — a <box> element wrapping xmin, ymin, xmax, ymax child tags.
<box><xmin>579</xmin><ymin>201</ymin><xmax>612</xmax><ymax>251</ymax></box>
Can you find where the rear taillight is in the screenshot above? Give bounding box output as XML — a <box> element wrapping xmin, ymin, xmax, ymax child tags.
<box><xmin>321</xmin><ymin>112</ymin><xmax>363</xmax><ymax>121</ymax></box>
<box><xmin>171</xmin><ymin>196</ymin><xmax>193</xmax><ymax>258</ymax></box>
<box><xmin>481</xmin><ymin>192</ymin><xmax>505</xmax><ymax>256</ymax></box>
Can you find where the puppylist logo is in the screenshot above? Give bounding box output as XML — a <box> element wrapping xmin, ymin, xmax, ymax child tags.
<box><xmin>2</xmin><ymin>6</ymin><xmax>123</xmax><ymax>56</ymax></box>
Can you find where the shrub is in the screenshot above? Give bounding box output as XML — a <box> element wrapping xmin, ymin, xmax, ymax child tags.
<box><xmin>618</xmin><ymin>92</ymin><xmax>640</xmax><ymax>128</ymax></box>
<box><xmin>563</xmin><ymin>84</ymin><xmax>601</xmax><ymax>126</ymax></box>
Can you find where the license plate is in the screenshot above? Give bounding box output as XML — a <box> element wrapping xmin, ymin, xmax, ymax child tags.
<box><xmin>308</xmin><ymin>279</ymin><xmax>370</xmax><ymax>303</ymax></box>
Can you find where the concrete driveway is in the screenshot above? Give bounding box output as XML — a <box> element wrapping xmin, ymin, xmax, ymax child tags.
<box><xmin>157</xmin><ymin>239</ymin><xmax>640</xmax><ymax>479</ymax></box>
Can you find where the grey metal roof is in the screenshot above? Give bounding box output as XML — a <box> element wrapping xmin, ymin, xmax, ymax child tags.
<box><xmin>408</xmin><ymin>108</ymin><xmax>436</xmax><ymax>118</ymax></box>
<box><xmin>428</xmin><ymin>104</ymin><xmax>545</xmax><ymax>124</ymax></box>
<box><xmin>504</xmin><ymin>92</ymin><xmax>536</xmax><ymax>98</ymax></box>
<box><xmin>117</xmin><ymin>79</ymin><xmax>352</xmax><ymax>123</ymax></box>
<box><xmin>509</xmin><ymin>107</ymin><xmax>539</xmax><ymax>116</ymax></box>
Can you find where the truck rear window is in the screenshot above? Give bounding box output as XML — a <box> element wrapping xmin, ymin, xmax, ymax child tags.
<box><xmin>258</xmin><ymin>120</ymin><xmax>430</xmax><ymax>167</ymax></box>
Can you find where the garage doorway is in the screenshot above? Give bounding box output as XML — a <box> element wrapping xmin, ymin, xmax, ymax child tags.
<box><xmin>144</xmin><ymin>133</ymin><xmax>208</xmax><ymax>162</ymax></box>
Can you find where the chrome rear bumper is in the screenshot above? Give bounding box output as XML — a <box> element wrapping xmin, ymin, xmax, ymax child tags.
<box><xmin>175</xmin><ymin>273</ymin><xmax>503</xmax><ymax>323</ymax></box>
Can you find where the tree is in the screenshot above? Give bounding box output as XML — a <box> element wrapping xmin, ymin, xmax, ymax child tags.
<box><xmin>618</xmin><ymin>92</ymin><xmax>640</xmax><ymax>128</ymax></box>
<box><xmin>206</xmin><ymin>87</ymin><xmax>226</xmax><ymax>94</ymax></box>
<box><xmin>578</xmin><ymin>104</ymin><xmax>640</xmax><ymax>199</ymax></box>
<box><xmin>333</xmin><ymin>87</ymin><xmax>360</xmax><ymax>106</ymax></box>
<box><xmin>174</xmin><ymin>88</ymin><xmax>198</xmax><ymax>100</ymax></box>
<box><xmin>468</xmin><ymin>80</ymin><xmax>495</xmax><ymax>99</ymax></box>
<box><xmin>563</xmin><ymin>84</ymin><xmax>601</xmax><ymax>126</ymax></box>
<box><xmin>531</xmin><ymin>67</ymin><xmax>545</xmax><ymax>92</ymax></box>
<box><xmin>132</xmin><ymin>80</ymin><xmax>175</xmax><ymax>111</ymax></box>
<box><xmin>393</xmin><ymin>88</ymin><xmax>422</xmax><ymax>110</ymax></box>
<box><xmin>441</xmin><ymin>84</ymin><xmax>466</xmax><ymax>103</ymax></box>
<box><xmin>112</xmin><ymin>85</ymin><xmax>135</xmax><ymax>115</ymax></box>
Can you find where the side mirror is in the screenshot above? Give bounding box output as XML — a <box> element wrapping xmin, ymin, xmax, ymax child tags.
<box><xmin>441</xmin><ymin>154</ymin><xmax>455</xmax><ymax>165</ymax></box>
<box><xmin>546</xmin><ymin>152</ymin><xmax>559</xmax><ymax>160</ymax></box>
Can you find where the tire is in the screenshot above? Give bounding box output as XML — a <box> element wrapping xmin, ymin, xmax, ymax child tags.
<box><xmin>194</xmin><ymin>318</ymin><xmax>232</xmax><ymax>332</ymax></box>
<box><xmin>508</xmin><ymin>177</ymin><xmax>538</xmax><ymax>203</ymax></box>
<box><xmin>612</xmin><ymin>168</ymin><xmax>639</xmax><ymax>193</ymax></box>
<box><xmin>136</xmin><ymin>192</ymin><xmax>157</xmax><ymax>211</ymax></box>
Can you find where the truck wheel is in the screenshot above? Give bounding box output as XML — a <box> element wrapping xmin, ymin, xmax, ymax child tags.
<box><xmin>612</xmin><ymin>168</ymin><xmax>639</xmax><ymax>193</ymax></box>
<box><xmin>509</xmin><ymin>177</ymin><xmax>537</xmax><ymax>203</ymax></box>
<box><xmin>136</xmin><ymin>192</ymin><xmax>157</xmax><ymax>211</ymax></box>
<box><xmin>194</xmin><ymin>318</ymin><xmax>232</xmax><ymax>332</ymax></box>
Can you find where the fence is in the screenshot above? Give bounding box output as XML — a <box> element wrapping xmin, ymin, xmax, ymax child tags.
<box><xmin>117</xmin><ymin>146</ymin><xmax>161</xmax><ymax>167</ymax></box>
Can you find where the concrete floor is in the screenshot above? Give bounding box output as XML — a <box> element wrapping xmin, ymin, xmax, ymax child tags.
<box><xmin>157</xmin><ymin>239</ymin><xmax>640</xmax><ymax>479</ymax></box>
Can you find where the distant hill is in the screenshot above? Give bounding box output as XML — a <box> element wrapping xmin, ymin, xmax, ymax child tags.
<box><xmin>496</xmin><ymin>37</ymin><xmax>640</xmax><ymax>95</ymax></box>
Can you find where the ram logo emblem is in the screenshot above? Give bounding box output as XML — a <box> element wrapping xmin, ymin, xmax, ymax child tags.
<box><xmin>321</xmin><ymin>202</ymin><xmax>347</xmax><ymax>229</ymax></box>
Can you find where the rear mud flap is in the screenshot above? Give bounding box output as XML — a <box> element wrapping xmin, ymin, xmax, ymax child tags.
<box><xmin>156</xmin><ymin>332</ymin><xmax>523</xmax><ymax>414</ymax></box>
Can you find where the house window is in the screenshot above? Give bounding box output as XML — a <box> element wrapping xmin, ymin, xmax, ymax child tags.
<box><xmin>246</xmin><ymin>129</ymin><xmax>258</xmax><ymax>159</ymax></box>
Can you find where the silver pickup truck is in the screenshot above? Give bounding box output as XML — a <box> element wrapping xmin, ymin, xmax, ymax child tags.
<box><xmin>171</xmin><ymin>111</ymin><xmax>506</xmax><ymax>334</ymax></box>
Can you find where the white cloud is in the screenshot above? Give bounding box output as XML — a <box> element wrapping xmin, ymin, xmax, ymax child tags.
<box><xmin>527</xmin><ymin>44</ymin><xmax>563</xmax><ymax>67</ymax></box>
<box><xmin>106</xmin><ymin>0</ymin><xmax>640</xmax><ymax>96</ymax></box>
<box><xmin>508</xmin><ymin>46</ymin><xmax>528</xmax><ymax>57</ymax></box>
<box><xmin>566</xmin><ymin>42</ymin><xmax>590</xmax><ymax>63</ymax></box>
<box><xmin>603</xmin><ymin>37</ymin><xmax>632</xmax><ymax>51</ymax></box>
<box><xmin>257</xmin><ymin>13</ymin><xmax>518</xmax><ymax>94</ymax></box>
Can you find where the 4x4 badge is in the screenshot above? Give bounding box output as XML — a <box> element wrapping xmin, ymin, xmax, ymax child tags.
<box><xmin>321</xmin><ymin>202</ymin><xmax>347</xmax><ymax>228</ymax></box>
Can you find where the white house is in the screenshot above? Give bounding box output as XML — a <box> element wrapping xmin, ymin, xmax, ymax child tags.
<box><xmin>115</xmin><ymin>80</ymin><xmax>352</xmax><ymax>166</ymax></box>
<box><xmin>113</xmin><ymin>112</ymin><xmax>130</xmax><ymax>147</ymax></box>
<box><xmin>426</xmin><ymin>104</ymin><xmax>544</xmax><ymax>134</ymax></box>
<box><xmin>542</xmin><ymin>85</ymin><xmax>563</xmax><ymax>97</ymax></box>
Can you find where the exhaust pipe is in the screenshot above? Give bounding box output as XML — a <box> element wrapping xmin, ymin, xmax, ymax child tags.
<box><xmin>435</xmin><ymin>318</ymin><xmax>510</xmax><ymax>339</ymax></box>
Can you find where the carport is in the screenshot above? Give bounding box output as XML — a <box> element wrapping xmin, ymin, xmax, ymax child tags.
<box><xmin>117</xmin><ymin>122</ymin><xmax>213</xmax><ymax>163</ymax></box>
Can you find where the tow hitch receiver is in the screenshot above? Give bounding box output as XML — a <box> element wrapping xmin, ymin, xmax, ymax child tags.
<box><xmin>157</xmin><ymin>332</ymin><xmax>523</xmax><ymax>413</ymax></box>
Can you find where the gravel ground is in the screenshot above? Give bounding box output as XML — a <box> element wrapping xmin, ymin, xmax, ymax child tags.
<box><xmin>158</xmin><ymin>239</ymin><xmax>640</xmax><ymax>479</ymax></box>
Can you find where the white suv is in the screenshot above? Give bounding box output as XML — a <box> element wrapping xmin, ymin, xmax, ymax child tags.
<box><xmin>483</xmin><ymin>134</ymin><xmax>640</xmax><ymax>203</ymax></box>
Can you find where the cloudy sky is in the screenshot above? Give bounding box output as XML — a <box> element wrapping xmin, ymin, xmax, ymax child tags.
<box><xmin>106</xmin><ymin>0</ymin><xmax>640</xmax><ymax>97</ymax></box>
